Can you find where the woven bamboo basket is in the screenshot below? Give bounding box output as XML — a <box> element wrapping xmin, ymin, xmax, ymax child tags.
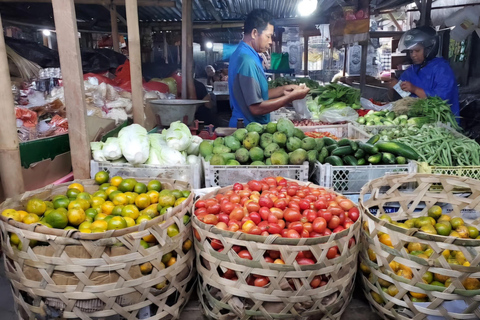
<box><xmin>359</xmin><ymin>174</ymin><xmax>480</xmax><ymax>320</ymax></box>
<box><xmin>0</xmin><ymin>179</ymin><xmax>196</xmax><ymax>320</ymax></box>
<box><xmin>193</xmin><ymin>181</ymin><xmax>361</xmax><ymax>320</ymax></box>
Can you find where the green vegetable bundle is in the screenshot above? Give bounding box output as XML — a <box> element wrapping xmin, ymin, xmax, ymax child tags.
<box><xmin>394</xmin><ymin>124</ymin><xmax>480</xmax><ymax>167</ymax></box>
<box><xmin>309</xmin><ymin>83</ymin><xmax>361</xmax><ymax>108</ymax></box>
<box><xmin>268</xmin><ymin>77</ymin><xmax>320</xmax><ymax>90</ymax></box>
<box><xmin>408</xmin><ymin>97</ymin><xmax>461</xmax><ymax>131</ymax></box>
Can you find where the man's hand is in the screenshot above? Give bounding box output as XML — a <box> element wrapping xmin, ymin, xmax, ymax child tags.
<box><xmin>287</xmin><ymin>86</ymin><xmax>310</xmax><ymax>101</ymax></box>
<box><xmin>400</xmin><ymin>81</ymin><xmax>417</xmax><ymax>93</ymax></box>
<box><xmin>282</xmin><ymin>84</ymin><xmax>300</xmax><ymax>96</ymax></box>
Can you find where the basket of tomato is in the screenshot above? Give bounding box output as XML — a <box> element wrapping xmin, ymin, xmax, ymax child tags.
<box><xmin>192</xmin><ymin>177</ymin><xmax>361</xmax><ymax>319</ymax></box>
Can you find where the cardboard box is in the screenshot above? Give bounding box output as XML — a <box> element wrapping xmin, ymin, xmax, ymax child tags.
<box><xmin>22</xmin><ymin>152</ymin><xmax>72</xmax><ymax>191</ymax></box>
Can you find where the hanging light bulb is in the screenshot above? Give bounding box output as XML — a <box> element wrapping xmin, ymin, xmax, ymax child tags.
<box><xmin>298</xmin><ymin>0</ymin><xmax>317</xmax><ymax>17</ymax></box>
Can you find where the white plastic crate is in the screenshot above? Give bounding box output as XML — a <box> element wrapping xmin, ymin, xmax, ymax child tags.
<box><xmin>203</xmin><ymin>159</ymin><xmax>309</xmax><ymax>187</ymax></box>
<box><xmin>90</xmin><ymin>160</ymin><xmax>203</xmax><ymax>189</ymax></box>
<box><xmin>297</xmin><ymin>123</ymin><xmax>371</xmax><ymax>141</ymax></box>
<box><xmin>313</xmin><ymin>161</ymin><xmax>417</xmax><ymax>194</ymax></box>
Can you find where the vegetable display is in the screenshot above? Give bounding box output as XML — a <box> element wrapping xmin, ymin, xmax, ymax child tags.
<box><xmin>408</xmin><ymin>96</ymin><xmax>461</xmax><ymax>131</ymax></box>
<box><xmin>317</xmin><ymin>134</ymin><xmax>418</xmax><ymax>166</ymax></box>
<box><xmin>268</xmin><ymin>77</ymin><xmax>320</xmax><ymax>90</ymax></box>
<box><xmin>357</xmin><ymin>110</ymin><xmax>409</xmax><ymax>126</ymax></box>
<box><xmin>394</xmin><ymin>124</ymin><xmax>480</xmax><ymax>166</ymax></box>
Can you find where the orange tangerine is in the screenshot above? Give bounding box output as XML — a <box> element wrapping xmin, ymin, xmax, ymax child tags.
<box><xmin>135</xmin><ymin>194</ymin><xmax>151</xmax><ymax>209</ymax></box>
<box><xmin>112</xmin><ymin>193</ymin><xmax>128</xmax><ymax>206</ymax></box>
<box><xmin>26</xmin><ymin>199</ymin><xmax>47</xmax><ymax>215</ymax></box>
<box><xmin>105</xmin><ymin>186</ymin><xmax>118</xmax><ymax>196</ymax></box>
<box><xmin>23</xmin><ymin>213</ymin><xmax>40</xmax><ymax>224</ymax></box>
<box><xmin>68</xmin><ymin>183</ymin><xmax>84</xmax><ymax>193</ymax></box>
<box><xmin>147</xmin><ymin>190</ymin><xmax>159</xmax><ymax>204</ymax></box>
<box><xmin>110</xmin><ymin>176</ymin><xmax>123</xmax><ymax>187</ymax></box>
<box><xmin>122</xmin><ymin>205</ymin><xmax>140</xmax><ymax>220</ymax></box>
<box><xmin>91</xmin><ymin>220</ymin><xmax>108</xmax><ymax>231</ymax></box>
<box><xmin>67</xmin><ymin>208</ymin><xmax>86</xmax><ymax>226</ymax></box>
<box><xmin>107</xmin><ymin>216</ymin><xmax>127</xmax><ymax>230</ymax></box>
<box><xmin>101</xmin><ymin>201</ymin><xmax>115</xmax><ymax>215</ymax></box>
<box><xmin>124</xmin><ymin>217</ymin><xmax>135</xmax><ymax>227</ymax></box>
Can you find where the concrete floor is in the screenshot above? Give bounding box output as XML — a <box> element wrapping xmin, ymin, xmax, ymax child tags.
<box><xmin>0</xmin><ymin>257</ymin><xmax>380</xmax><ymax>320</ymax></box>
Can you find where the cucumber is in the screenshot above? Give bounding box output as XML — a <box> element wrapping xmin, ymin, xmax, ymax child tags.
<box><xmin>326</xmin><ymin>145</ymin><xmax>338</xmax><ymax>153</ymax></box>
<box><xmin>381</xmin><ymin>152</ymin><xmax>396</xmax><ymax>164</ymax></box>
<box><xmin>331</xmin><ymin>146</ymin><xmax>354</xmax><ymax>157</ymax></box>
<box><xmin>343</xmin><ymin>155</ymin><xmax>358</xmax><ymax>166</ymax></box>
<box><xmin>366</xmin><ymin>134</ymin><xmax>380</xmax><ymax>145</ymax></box>
<box><xmin>337</xmin><ymin>138</ymin><xmax>351</xmax><ymax>147</ymax></box>
<box><xmin>354</xmin><ymin>149</ymin><xmax>365</xmax><ymax>159</ymax></box>
<box><xmin>325</xmin><ymin>155</ymin><xmax>343</xmax><ymax>166</ymax></box>
<box><xmin>318</xmin><ymin>147</ymin><xmax>329</xmax><ymax>163</ymax></box>
<box><xmin>357</xmin><ymin>158</ymin><xmax>366</xmax><ymax>165</ymax></box>
<box><xmin>368</xmin><ymin>153</ymin><xmax>382</xmax><ymax>164</ymax></box>
<box><xmin>375</xmin><ymin>141</ymin><xmax>419</xmax><ymax>160</ymax></box>
<box><xmin>323</xmin><ymin>137</ymin><xmax>337</xmax><ymax>146</ymax></box>
<box><xmin>349</xmin><ymin>140</ymin><xmax>358</xmax><ymax>152</ymax></box>
<box><xmin>396</xmin><ymin>156</ymin><xmax>407</xmax><ymax>164</ymax></box>
<box><xmin>359</xmin><ymin>142</ymin><xmax>379</xmax><ymax>155</ymax></box>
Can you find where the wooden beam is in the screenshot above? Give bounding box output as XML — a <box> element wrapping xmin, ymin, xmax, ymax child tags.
<box><xmin>126</xmin><ymin>0</ymin><xmax>144</xmax><ymax>125</ymax></box>
<box><xmin>181</xmin><ymin>0</ymin><xmax>193</xmax><ymax>99</ymax></box>
<box><xmin>359</xmin><ymin>41</ymin><xmax>368</xmax><ymax>96</ymax></box>
<box><xmin>388</xmin><ymin>13</ymin><xmax>403</xmax><ymax>31</ymax></box>
<box><xmin>303</xmin><ymin>35</ymin><xmax>309</xmax><ymax>76</ymax></box>
<box><xmin>0</xmin><ymin>0</ymin><xmax>176</xmax><ymax>6</ymax></box>
<box><xmin>110</xmin><ymin>4</ymin><xmax>120</xmax><ymax>51</ymax></box>
<box><xmin>104</xmin><ymin>4</ymin><xmax>127</xmax><ymax>25</ymax></box>
<box><xmin>0</xmin><ymin>14</ymin><xmax>25</xmax><ymax>198</ymax></box>
<box><xmin>52</xmin><ymin>0</ymin><xmax>90</xmax><ymax>179</ymax></box>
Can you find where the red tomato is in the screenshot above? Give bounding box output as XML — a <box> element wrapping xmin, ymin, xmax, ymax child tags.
<box><xmin>303</xmin><ymin>222</ymin><xmax>313</xmax><ymax>233</ymax></box>
<box><xmin>277</xmin><ymin>178</ymin><xmax>287</xmax><ymax>186</ymax></box>
<box><xmin>303</xmin><ymin>251</ymin><xmax>315</xmax><ymax>260</ymax></box>
<box><xmin>288</xmin><ymin>221</ymin><xmax>304</xmax><ymax>233</ymax></box>
<box><xmin>217</xmin><ymin>213</ymin><xmax>229</xmax><ymax>224</ymax></box>
<box><xmin>274</xmin><ymin>199</ymin><xmax>287</xmax><ymax>210</ymax></box>
<box><xmin>338</xmin><ymin>212</ymin><xmax>346</xmax><ymax>224</ymax></box>
<box><xmin>259</xmin><ymin>196</ymin><xmax>274</xmax><ymax>208</ymax></box>
<box><xmin>296</xmin><ymin>190</ymin><xmax>306</xmax><ymax>198</ymax></box>
<box><xmin>239</xmin><ymin>196</ymin><xmax>249</xmax><ymax>206</ymax></box>
<box><xmin>238</xmin><ymin>190</ymin><xmax>251</xmax><ymax>198</ymax></box>
<box><xmin>326</xmin><ymin>246</ymin><xmax>338</xmax><ymax>259</ymax></box>
<box><xmin>223</xmin><ymin>268</ymin><xmax>236</xmax><ymax>279</ymax></box>
<box><xmin>310</xmin><ymin>276</ymin><xmax>321</xmax><ymax>288</ymax></box>
<box><xmin>286</xmin><ymin>229</ymin><xmax>300</xmax><ymax>238</ymax></box>
<box><xmin>333</xmin><ymin>226</ymin><xmax>345</xmax><ymax>233</ymax></box>
<box><xmin>206</xmin><ymin>198</ymin><xmax>218</xmax><ymax>207</ymax></box>
<box><xmin>281</xmin><ymin>229</ymin><xmax>289</xmax><ymax>237</ymax></box>
<box><xmin>266</xmin><ymin>223</ymin><xmax>282</xmax><ymax>234</ymax></box>
<box><xmin>249</xmin><ymin>226</ymin><xmax>262</xmax><ymax>235</ymax></box>
<box><xmin>215</xmin><ymin>194</ymin><xmax>225</xmax><ymax>202</ymax></box>
<box><xmin>229</xmin><ymin>207</ymin><xmax>245</xmax><ymax>221</ymax></box>
<box><xmin>328</xmin><ymin>216</ymin><xmax>341</xmax><ymax>229</ymax></box>
<box><xmin>233</xmin><ymin>183</ymin><xmax>244</xmax><ymax>191</ymax></box>
<box><xmin>310</xmin><ymin>231</ymin><xmax>322</xmax><ymax>238</ymax></box>
<box><xmin>207</xmin><ymin>204</ymin><xmax>221</xmax><ymax>215</ymax></box>
<box><xmin>259</xmin><ymin>207</ymin><xmax>271</xmax><ymax>220</ymax></box>
<box><xmin>268</xmin><ymin>250</ymin><xmax>280</xmax><ymax>259</ymax></box>
<box><xmin>261</xmin><ymin>182</ymin><xmax>270</xmax><ymax>192</ymax></box>
<box><xmin>296</xmin><ymin>258</ymin><xmax>315</xmax><ymax>265</ymax></box>
<box><xmin>221</xmin><ymin>202</ymin><xmax>234</xmax><ymax>215</ymax></box>
<box><xmin>254</xmin><ymin>276</ymin><xmax>270</xmax><ymax>287</ymax></box>
<box><xmin>338</xmin><ymin>199</ymin><xmax>355</xmax><ymax>211</ymax></box>
<box><xmin>284</xmin><ymin>208</ymin><xmax>301</xmax><ymax>222</ymax></box>
<box><xmin>215</xmin><ymin>222</ymin><xmax>228</xmax><ymax>230</ymax></box>
<box><xmin>329</xmin><ymin>207</ymin><xmax>344</xmax><ymax>216</ymax></box>
<box><xmin>228</xmin><ymin>220</ymin><xmax>241</xmax><ymax>228</ymax></box>
<box><xmin>210</xmin><ymin>239</ymin><xmax>224</xmax><ymax>250</ymax></box>
<box><xmin>348</xmin><ymin>237</ymin><xmax>356</xmax><ymax>248</ymax></box>
<box><xmin>264</xmin><ymin>256</ymin><xmax>274</xmax><ymax>263</ymax></box>
<box><xmin>314</xmin><ymin>199</ymin><xmax>328</xmax><ymax>210</ymax></box>
<box><xmin>247</xmin><ymin>180</ymin><xmax>262</xmax><ymax>192</ymax></box>
<box><xmin>270</xmin><ymin>207</ymin><xmax>284</xmax><ymax>219</ymax></box>
<box><xmin>249</xmin><ymin>212</ymin><xmax>262</xmax><ymax>225</ymax></box>
<box><xmin>299</xmin><ymin>199</ymin><xmax>310</xmax><ymax>210</ymax></box>
<box><xmin>195</xmin><ymin>208</ymin><xmax>207</xmax><ymax>217</ymax></box>
<box><xmin>261</xmin><ymin>231</ymin><xmax>269</xmax><ymax>236</ymax></box>
<box><xmin>228</xmin><ymin>224</ymin><xmax>239</xmax><ymax>232</ymax></box>
<box><xmin>328</xmin><ymin>200</ymin><xmax>339</xmax><ymax>208</ymax></box>
<box><xmin>246</xmin><ymin>275</ymin><xmax>255</xmax><ymax>286</ymax></box>
<box><xmin>288</xmin><ymin>201</ymin><xmax>300</xmax><ymax>211</ymax></box>
<box><xmin>322</xmin><ymin>229</ymin><xmax>332</xmax><ymax>236</ymax></box>
<box><xmin>312</xmin><ymin>217</ymin><xmax>327</xmax><ymax>233</ymax></box>
<box><xmin>203</xmin><ymin>214</ymin><xmax>219</xmax><ymax>225</ymax></box>
<box><xmin>344</xmin><ymin>220</ymin><xmax>354</xmax><ymax>229</ymax></box>
<box><xmin>232</xmin><ymin>245</ymin><xmax>242</xmax><ymax>253</ymax></box>
<box><xmin>305</xmin><ymin>194</ymin><xmax>317</xmax><ymax>203</ymax></box>
<box><xmin>287</xmin><ymin>187</ymin><xmax>298</xmax><ymax>197</ymax></box>
<box><xmin>267</xmin><ymin>214</ymin><xmax>278</xmax><ymax>224</ymax></box>
<box><xmin>229</xmin><ymin>194</ymin><xmax>241</xmax><ymax>204</ymax></box>
<box><xmin>238</xmin><ymin>250</ymin><xmax>253</xmax><ymax>260</ymax></box>
<box><xmin>258</xmin><ymin>221</ymin><xmax>268</xmax><ymax>232</ymax></box>
<box><xmin>195</xmin><ymin>200</ymin><xmax>206</xmax><ymax>209</ymax></box>
<box><xmin>303</xmin><ymin>209</ymin><xmax>317</xmax><ymax>223</ymax></box>
<box><xmin>322</xmin><ymin>210</ymin><xmax>333</xmax><ymax>222</ymax></box>
<box><xmin>246</xmin><ymin>201</ymin><xmax>260</xmax><ymax>213</ymax></box>
<box><xmin>277</xmin><ymin>219</ymin><xmax>286</xmax><ymax>230</ymax></box>
<box><xmin>348</xmin><ymin>207</ymin><xmax>360</xmax><ymax>222</ymax></box>
<box><xmin>301</xmin><ymin>229</ymin><xmax>310</xmax><ymax>238</ymax></box>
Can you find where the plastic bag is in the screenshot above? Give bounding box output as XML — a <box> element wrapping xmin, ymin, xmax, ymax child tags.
<box><xmin>360</xmin><ymin>97</ymin><xmax>393</xmax><ymax>111</ymax></box>
<box><xmin>318</xmin><ymin>107</ymin><xmax>359</xmax><ymax>123</ymax></box>
<box><xmin>292</xmin><ymin>98</ymin><xmax>311</xmax><ymax>119</ymax></box>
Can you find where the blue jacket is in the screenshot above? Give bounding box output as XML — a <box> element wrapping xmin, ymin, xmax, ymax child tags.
<box><xmin>400</xmin><ymin>57</ymin><xmax>459</xmax><ymax>117</ymax></box>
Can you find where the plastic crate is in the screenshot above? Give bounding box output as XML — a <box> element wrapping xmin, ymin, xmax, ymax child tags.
<box><xmin>203</xmin><ymin>159</ymin><xmax>309</xmax><ymax>187</ymax></box>
<box><xmin>313</xmin><ymin>161</ymin><xmax>417</xmax><ymax>194</ymax></box>
<box><xmin>417</xmin><ymin>162</ymin><xmax>480</xmax><ymax>180</ymax></box>
<box><xmin>297</xmin><ymin>123</ymin><xmax>371</xmax><ymax>141</ymax></box>
<box><xmin>90</xmin><ymin>160</ymin><xmax>203</xmax><ymax>189</ymax></box>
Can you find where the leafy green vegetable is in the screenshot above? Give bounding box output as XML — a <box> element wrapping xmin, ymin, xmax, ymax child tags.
<box><xmin>407</xmin><ymin>97</ymin><xmax>460</xmax><ymax>131</ymax></box>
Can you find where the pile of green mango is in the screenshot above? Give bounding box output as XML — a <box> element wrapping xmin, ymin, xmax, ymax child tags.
<box><xmin>199</xmin><ymin>118</ymin><xmax>322</xmax><ymax>166</ymax></box>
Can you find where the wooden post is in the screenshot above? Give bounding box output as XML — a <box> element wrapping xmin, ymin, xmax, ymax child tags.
<box><xmin>181</xmin><ymin>0</ymin><xmax>193</xmax><ymax>99</ymax></box>
<box><xmin>360</xmin><ymin>41</ymin><xmax>368</xmax><ymax>96</ymax></box>
<box><xmin>126</xmin><ymin>0</ymin><xmax>145</xmax><ymax>125</ymax></box>
<box><xmin>343</xmin><ymin>45</ymin><xmax>348</xmax><ymax>77</ymax></box>
<box><xmin>0</xmin><ymin>15</ymin><xmax>25</xmax><ymax>197</ymax></box>
<box><xmin>163</xmin><ymin>31</ymin><xmax>168</xmax><ymax>63</ymax></box>
<box><xmin>110</xmin><ymin>4</ymin><xmax>120</xmax><ymax>52</ymax></box>
<box><xmin>51</xmin><ymin>0</ymin><xmax>90</xmax><ymax>179</ymax></box>
<box><xmin>303</xmin><ymin>35</ymin><xmax>309</xmax><ymax>76</ymax></box>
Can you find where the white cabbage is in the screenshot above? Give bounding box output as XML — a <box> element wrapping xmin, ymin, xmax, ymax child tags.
<box><xmin>163</xmin><ymin>121</ymin><xmax>192</xmax><ymax>152</ymax></box>
<box><xmin>186</xmin><ymin>155</ymin><xmax>200</xmax><ymax>165</ymax></box>
<box><xmin>147</xmin><ymin>133</ymin><xmax>186</xmax><ymax>165</ymax></box>
<box><xmin>118</xmin><ymin>124</ymin><xmax>150</xmax><ymax>164</ymax></box>
<box><xmin>186</xmin><ymin>135</ymin><xmax>203</xmax><ymax>156</ymax></box>
<box><xmin>102</xmin><ymin>137</ymin><xmax>122</xmax><ymax>160</ymax></box>
<box><xmin>92</xmin><ymin>149</ymin><xmax>106</xmax><ymax>162</ymax></box>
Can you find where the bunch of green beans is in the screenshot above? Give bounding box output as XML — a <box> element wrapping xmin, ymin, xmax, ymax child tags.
<box><xmin>407</xmin><ymin>97</ymin><xmax>461</xmax><ymax>131</ymax></box>
<box><xmin>394</xmin><ymin>125</ymin><xmax>480</xmax><ymax>166</ymax></box>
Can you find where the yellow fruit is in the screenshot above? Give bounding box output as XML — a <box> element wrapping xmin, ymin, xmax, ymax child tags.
<box><xmin>16</xmin><ymin>210</ymin><xmax>28</xmax><ymax>220</ymax></box>
<box><xmin>134</xmin><ymin>183</ymin><xmax>147</xmax><ymax>194</ymax></box>
<box><xmin>99</xmin><ymin>183</ymin><xmax>111</xmax><ymax>192</ymax></box>
<box><xmin>424</xmin><ymin>248</ymin><xmax>434</xmax><ymax>257</ymax></box>
<box><xmin>170</xmin><ymin>189</ymin><xmax>183</xmax><ymax>200</ymax></box>
<box><xmin>379</xmin><ymin>234</ymin><xmax>393</xmax><ymax>247</ymax></box>
<box><xmin>182</xmin><ymin>239</ymin><xmax>193</xmax><ymax>252</ymax></box>
<box><xmin>420</xmin><ymin>224</ymin><xmax>437</xmax><ymax>235</ymax></box>
<box><xmin>95</xmin><ymin>213</ymin><xmax>109</xmax><ymax>221</ymax></box>
<box><xmin>467</xmin><ymin>226</ymin><xmax>479</xmax><ymax>239</ymax></box>
<box><xmin>135</xmin><ymin>194</ymin><xmax>151</xmax><ymax>209</ymax></box>
<box><xmin>143</xmin><ymin>234</ymin><xmax>156</xmax><ymax>243</ymax></box>
<box><xmin>449</xmin><ymin>231</ymin><xmax>461</xmax><ymax>238</ymax></box>
<box><xmin>67</xmin><ymin>208</ymin><xmax>86</xmax><ymax>226</ymax></box>
<box><xmin>93</xmin><ymin>190</ymin><xmax>108</xmax><ymax>200</ymax></box>
<box><xmin>26</xmin><ymin>199</ymin><xmax>47</xmax><ymax>215</ymax></box>
<box><xmin>147</xmin><ymin>180</ymin><xmax>162</xmax><ymax>192</ymax></box>
<box><xmin>140</xmin><ymin>262</ymin><xmax>153</xmax><ymax>275</ymax></box>
<box><xmin>107</xmin><ymin>216</ymin><xmax>127</xmax><ymax>230</ymax></box>
<box><xmin>110</xmin><ymin>176</ymin><xmax>123</xmax><ymax>187</ymax></box>
<box><xmin>407</xmin><ymin>242</ymin><xmax>426</xmax><ymax>253</ymax></box>
<box><xmin>434</xmin><ymin>273</ymin><xmax>450</xmax><ymax>283</ymax></box>
<box><xmin>438</xmin><ymin>215</ymin><xmax>451</xmax><ymax>223</ymax></box>
<box><xmin>174</xmin><ymin>197</ymin><xmax>187</xmax><ymax>206</ymax></box>
<box><xmin>455</xmin><ymin>252</ymin><xmax>467</xmax><ymax>265</ymax></box>
<box><xmin>147</xmin><ymin>190</ymin><xmax>159</xmax><ymax>204</ymax></box>
<box><xmin>68</xmin><ymin>183</ymin><xmax>84</xmax><ymax>193</ymax></box>
<box><xmin>404</xmin><ymin>219</ymin><xmax>415</xmax><ymax>228</ymax></box>
<box><xmin>68</xmin><ymin>199</ymin><xmax>88</xmax><ymax>211</ymax></box>
<box><xmin>94</xmin><ymin>171</ymin><xmax>109</xmax><ymax>185</ymax></box>
<box><xmin>105</xmin><ymin>186</ymin><xmax>118</xmax><ymax>196</ymax></box>
<box><xmin>112</xmin><ymin>193</ymin><xmax>128</xmax><ymax>206</ymax></box>
<box><xmin>415</xmin><ymin>217</ymin><xmax>434</xmax><ymax>228</ymax></box>
<box><xmin>124</xmin><ymin>217</ymin><xmax>135</xmax><ymax>227</ymax></box>
<box><xmin>2</xmin><ymin>208</ymin><xmax>17</xmax><ymax>217</ymax></box>
<box><xmin>155</xmin><ymin>280</ymin><xmax>167</xmax><ymax>290</ymax></box>
<box><xmin>10</xmin><ymin>233</ymin><xmax>21</xmax><ymax>246</ymax></box>
<box><xmin>442</xmin><ymin>250</ymin><xmax>450</xmax><ymax>259</ymax></box>
<box><xmin>166</xmin><ymin>257</ymin><xmax>176</xmax><ymax>267</ymax></box>
<box><xmin>124</xmin><ymin>192</ymin><xmax>137</xmax><ymax>204</ymax></box>
<box><xmin>463</xmin><ymin>261</ymin><xmax>471</xmax><ymax>267</ymax></box>
<box><xmin>136</xmin><ymin>214</ymin><xmax>152</xmax><ymax>225</ymax></box>
<box><xmin>91</xmin><ymin>220</ymin><xmax>108</xmax><ymax>231</ymax></box>
<box><xmin>367</xmin><ymin>248</ymin><xmax>377</xmax><ymax>262</ymax></box>
<box><xmin>422</xmin><ymin>271</ymin><xmax>433</xmax><ymax>284</ymax></box>
<box><xmin>167</xmin><ymin>224</ymin><xmax>180</xmax><ymax>237</ymax></box>
<box><xmin>45</xmin><ymin>210</ymin><xmax>68</xmax><ymax>229</ymax></box>
<box><xmin>122</xmin><ymin>205</ymin><xmax>140</xmax><ymax>220</ymax></box>
<box><xmin>140</xmin><ymin>240</ymin><xmax>150</xmax><ymax>249</ymax></box>
<box><xmin>23</xmin><ymin>213</ymin><xmax>40</xmax><ymax>224</ymax></box>
<box><xmin>112</xmin><ymin>205</ymin><xmax>124</xmax><ymax>216</ymax></box>
<box><xmin>410</xmin><ymin>291</ymin><xmax>427</xmax><ymax>299</ymax></box>
<box><xmin>66</xmin><ymin>188</ymin><xmax>81</xmax><ymax>199</ymax></box>
<box><xmin>371</xmin><ymin>291</ymin><xmax>384</xmax><ymax>304</ymax></box>
<box><xmin>451</xmin><ymin>217</ymin><xmax>465</xmax><ymax>230</ymax></box>
<box><xmin>462</xmin><ymin>278</ymin><xmax>480</xmax><ymax>290</ymax></box>
<box><xmin>143</xmin><ymin>204</ymin><xmax>158</xmax><ymax>218</ymax></box>
<box><xmin>389</xmin><ymin>260</ymin><xmax>400</xmax><ymax>272</ymax></box>
<box><xmin>378</xmin><ymin>278</ymin><xmax>392</xmax><ymax>288</ymax></box>
<box><xmin>428</xmin><ymin>205</ymin><xmax>442</xmax><ymax>220</ymax></box>
<box><xmin>456</xmin><ymin>226</ymin><xmax>469</xmax><ymax>238</ymax></box>
<box><xmin>38</xmin><ymin>221</ymin><xmax>52</xmax><ymax>228</ymax></box>
<box><xmin>158</xmin><ymin>194</ymin><xmax>176</xmax><ymax>208</ymax></box>
<box><xmin>79</xmin><ymin>221</ymin><xmax>92</xmax><ymax>232</ymax></box>
<box><xmin>387</xmin><ymin>285</ymin><xmax>399</xmax><ymax>297</ymax></box>
<box><xmin>101</xmin><ymin>201</ymin><xmax>115</xmax><ymax>215</ymax></box>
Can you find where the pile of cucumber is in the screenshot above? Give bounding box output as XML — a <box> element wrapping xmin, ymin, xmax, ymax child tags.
<box><xmin>317</xmin><ymin>135</ymin><xmax>419</xmax><ymax>166</ymax></box>
<box><xmin>357</xmin><ymin>110</ymin><xmax>408</xmax><ymax>126</ymax></box>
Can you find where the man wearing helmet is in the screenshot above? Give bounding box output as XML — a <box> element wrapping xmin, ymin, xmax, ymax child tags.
<box><xmin>392</xmin><ymin>26</ymin><xmax>460</xmax><ymax>117</ymax></box>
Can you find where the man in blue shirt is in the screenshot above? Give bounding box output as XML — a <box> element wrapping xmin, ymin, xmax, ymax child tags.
<box><xmin>393</xmin><ymin>26</ymin><xmax>460</xmax><ymax>117</ymax></box>
<box><xmin>228</xmin><ymin>9</ymin><xmax>310</xmax><ymax>127</ymax></box>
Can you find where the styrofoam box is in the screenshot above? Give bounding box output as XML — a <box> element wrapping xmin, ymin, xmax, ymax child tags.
<box><xmin>90</xmin><ymin>160</ymin><xmax>203</xmax><ymax>189</ymax></box>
